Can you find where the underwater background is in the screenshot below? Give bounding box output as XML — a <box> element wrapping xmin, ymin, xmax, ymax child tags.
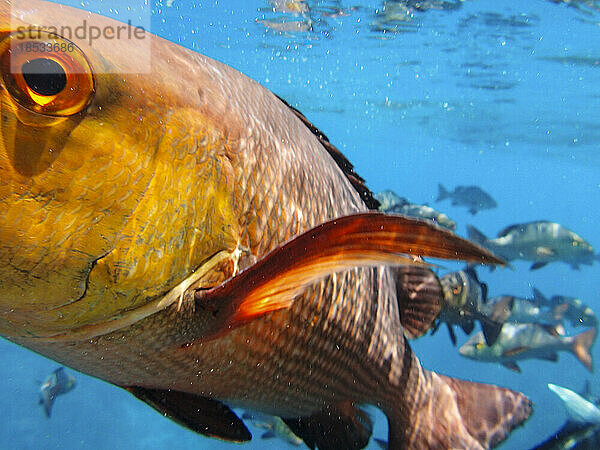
<box><xmin>2</xmin><ymin>0</ymin><xmax>599</xmax><ymax>448</ymax></box>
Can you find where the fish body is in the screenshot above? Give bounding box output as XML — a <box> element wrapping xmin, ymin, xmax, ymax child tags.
<box><xmin>482</xmin><ymin>295</ymin><xmax>567</xmax><ymax>327</ymax></box>
<box><xmin>467</xmin><ymin>222</ymin><xmax>597</xmax><ymax>270</ymax></box>
<box><xmin>459</xmin><ymin>323</ymin><xmax>596</xmax><ymax>372</ymax></box>
<box><xmin>0</xmin><ymin>2</ymin><xmax>531</xmax><ymax>448</ymax></box>
<box><xmin>435</xmin><ymin>268</ymin><xmax>503</xmax><ymax>346</ymax></box>
<box><xmin>39</xmin><ymin>367</ymin><xmax>76</xmax><ymax>417</ymax></box>
<box><xmin>436</xmin><ymin>184</ymin><xmax>497</xmax><ymax>215</ymax></box>
<box><xmin>533</xmin><ymin>289</ymin><xmax>599</xmax><ymax>328</ymax></box>
<box><xmin>376</xmin><ymin>190</ymin><xmax>456</xmax><ymax>230</ymax></box>
<box><xmin>531</xmin><ymin>382</ymin><xmax>600</xmax><ymax>450</ymax></box>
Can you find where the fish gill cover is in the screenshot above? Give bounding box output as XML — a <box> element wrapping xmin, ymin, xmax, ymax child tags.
<box><xmin>0</xmin><ymin>0</ymin><xmax>599</xmax><ymax>449</ymax></box>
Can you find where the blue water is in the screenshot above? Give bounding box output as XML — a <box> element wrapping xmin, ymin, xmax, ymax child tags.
<box><xmin>2</xmin><ymin>0</ymin><xmax>600</xmax><ymax>448</ymax></box>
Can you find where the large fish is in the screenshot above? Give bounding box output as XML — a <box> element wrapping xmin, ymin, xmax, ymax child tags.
<box><xmin>0</xmin><ymin>1</ymin><xmax>531</xmax><ymax>448</ymax></box>
<box><xmin>467</xmin><ymin>221</ymin><xmax>598</xmax><ymax>270</ymax></box>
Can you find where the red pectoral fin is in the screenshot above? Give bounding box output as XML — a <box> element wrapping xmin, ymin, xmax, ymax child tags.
<box><xmin>194</xmin><ymin>212</ymin><xmax>504</xmax><ymax>340</ymax></box>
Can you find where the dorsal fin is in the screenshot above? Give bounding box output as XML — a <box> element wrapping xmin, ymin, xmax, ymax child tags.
<box><xmin>497</xmin><ymin>224</ymin><xmax>523</xmax><ymax>237</ymax></box>
<box><xmin>275</xmin><ymin>95</ymin><xmax>380</xmax><ymax>210</ymax></box>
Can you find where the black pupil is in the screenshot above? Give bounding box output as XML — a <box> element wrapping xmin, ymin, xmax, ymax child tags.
<box><xmin>21</xmin><ymin>58</ymin><xmax>67</xmax><ymax>96</ymax></box>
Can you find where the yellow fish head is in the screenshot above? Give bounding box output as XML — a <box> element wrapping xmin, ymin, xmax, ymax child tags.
<box><xmin>0</xmin><ymin>1</ymin><xmax>239</xmax><ymax>338</ymax></box>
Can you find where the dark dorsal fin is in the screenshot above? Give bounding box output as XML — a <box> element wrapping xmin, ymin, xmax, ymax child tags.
<box><xmin>460</xmin><ymin>321</ymin><xmax>475</xmax><ymax>335</ymax></box>
<box><xmin>125</xmin><ymin>386</ymin><xmax>251</xmax><ymax>442</ymax></box>
<box><xmin>446</xmin><ymin>323</ymin><xmax>457</xmax><ymax>346</ymax></box>
<box><xmin>282</xmin><ymin>402</ymin><xmax>373</xmax><ymax>450</ymax></box>
<box><xmin>496</xmin><ymin>224</ymin><xmax>520</xmax><ymax>237</ymax></box>
<box><xmin>276</xmin><ymin>95</ymin><xmax>380</xmax><ymax>210</ymax></box>
<box><xmin>479</xmin><ymin>317</ymin><xmax>504</xmax><ymax>346</ymax></box>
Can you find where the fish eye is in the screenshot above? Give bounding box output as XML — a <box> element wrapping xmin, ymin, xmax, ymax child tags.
<box><xmin>0</xmin><ymin>31</ymin><xmax>94</xmax><ymax>117</ymax></box>
<box><xmin>572</xmin><ymin>241</ymin><xmax>578</xmax><ymax>247</ymax></box>
<box><xmin>22</xmin><ymin>58</ymin><xmax>67</xmax><ymax>96</ymax></box>
<box><xmin>476</xmin><ymin>342</ymin><xmax>484</xmax><ymax>350</ymax></box>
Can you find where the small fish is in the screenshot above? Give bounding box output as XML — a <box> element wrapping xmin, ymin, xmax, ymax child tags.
<box><xmin>436</xmin><ymin>184</ymin><xmax>497</xmax><ymax>215</ymax></box>
<box><xmin>459</xmin><ymin>323</ymin><xmax>596</xmax><ymax>372</ymax></box>
<box><xmin>376</xmin><ymin>190</ymin><xmax>456</xmax><ymax>230</ymax></box>
<box><xmin>467</xmin><ymin>221</ymin><xmax>598</xmax><ymax>270</ymax></box>
<box><xmin>39</xmin><ymin>367</ymin><xmax>76</xmax><ymax>418</ymax></box>
<box><xmin>481</xmin><ymin>295</ymin><xmax>569</xmax><ymax>328</ymax></box>
<box><xmin>434</xmin><ymin>268</ymin><xmax>504</xmax><ymax>346</ymax></box>
<box><xmin>533</xmin><ymin>288</ymin><xmax>599</xmax><ymax>328</ymax></box>
<box><xmin>531</xmin><ymin>382</ymin><xmax>600</xmax><ymax>450</ymax></box>
<box><xmin>241</xmin><ymin>411</ymin><xmax>304</xmax><ymax>446</ymax></box>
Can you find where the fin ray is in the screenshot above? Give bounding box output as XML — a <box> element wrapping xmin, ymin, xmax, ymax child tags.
<box><xmin>194</xmin><ymin>212</ymin><xmax>502</xmax><ymax>339</ymax></box>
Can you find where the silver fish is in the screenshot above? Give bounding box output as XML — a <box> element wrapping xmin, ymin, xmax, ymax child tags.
<box><xmin>459</xmin><ymin>323</ymin><xmax>596</xmax><ymax>372</ymax></box>
<box><xmin>533</xmin><ymin>288</ymin><xmax>599</xmax><ymax>328</ymax></box>
<box><xmin>467</xmin><ymin>221</ymin><xmax>598</xmax><ymax>270</ymax></box>
<box><xmin>481</xmin><ymin>295</ymin><xmax>569</xmax><ymax>327</ymax></box>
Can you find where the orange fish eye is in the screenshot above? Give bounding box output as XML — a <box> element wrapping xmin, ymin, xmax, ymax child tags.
<box><xmin>0</xmin><ymin>31</ymin><xmax>94</xmax><ymax>117</ymax></box>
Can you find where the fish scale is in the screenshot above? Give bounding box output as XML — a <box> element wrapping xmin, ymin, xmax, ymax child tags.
<box><xmin>17</xmin><ymin>268</ymin><xmax>395</xmax><ymax>416</ymax></box>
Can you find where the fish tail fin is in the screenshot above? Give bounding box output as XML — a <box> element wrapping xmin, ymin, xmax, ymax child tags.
<box><xmin>466</xmin><ymin>224</ymin><xmax>488</xmax><ymax>246</ymax></box>
<box><xmin>572</xmin><ymin>327</ymin><xmax>596</xmax><ymax>372</ymax></box>
<box><xmin>385</xmin><ymin>370</ymin><xmax>532</xmax><ymax>449</ymax></box>
<box><xmin>42</xmin><ymin>396</ymin><xmax>53</xmax><ymax>418</ymax></box>
<box><xmin>436</xmin><ymin>183</ymin><xmax>450</xmax><ymax>202</ymax></box>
